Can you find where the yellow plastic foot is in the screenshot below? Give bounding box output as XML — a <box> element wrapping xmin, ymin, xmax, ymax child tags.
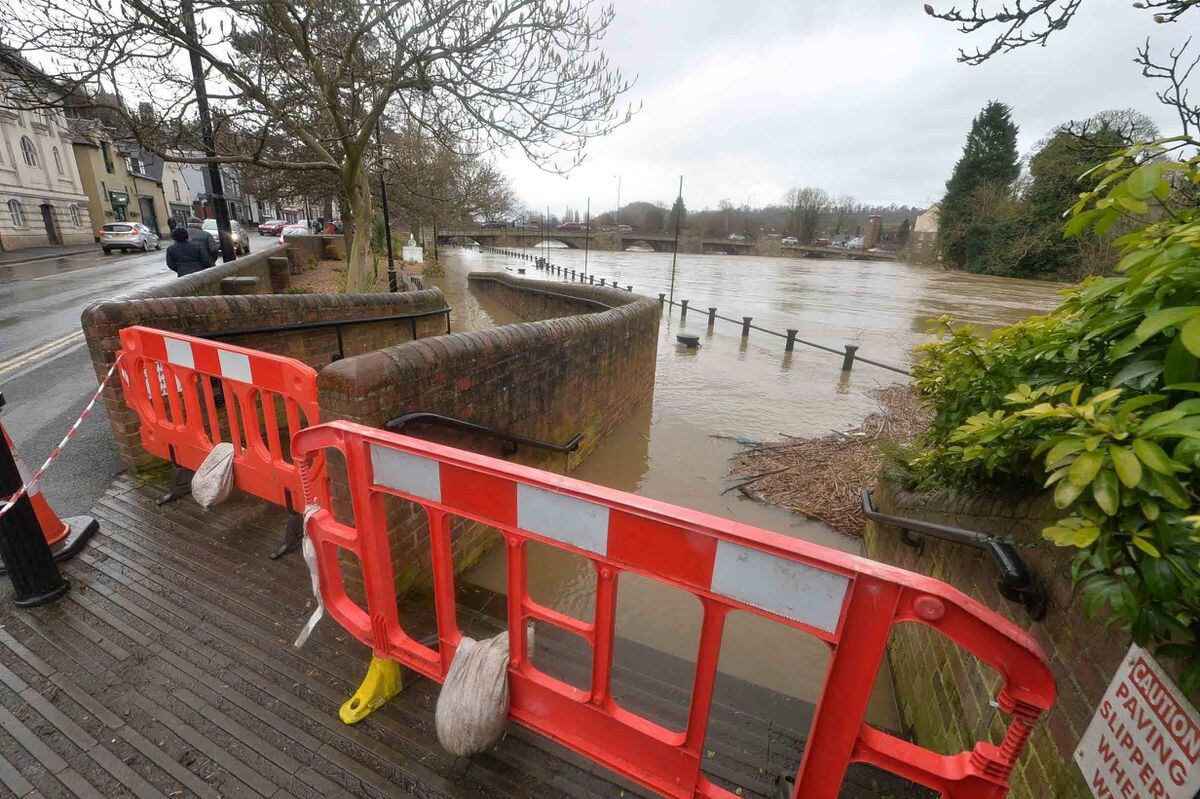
<box><xmin>339</xmin><ymin>655</ymin><xmax>403</xmax><ymax>724</ymax></box>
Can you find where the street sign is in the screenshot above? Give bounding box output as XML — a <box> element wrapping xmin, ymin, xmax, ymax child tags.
<box><xmin>1075</xmin><ymin>644</ymin><xmax>1200</xmax><ymax>799</ymax></box>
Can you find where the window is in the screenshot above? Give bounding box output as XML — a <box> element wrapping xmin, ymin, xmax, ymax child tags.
<box><xmin>128</xmin><ymin>157</ymin><xmax>142</xmax><ymax>175</ymax></box>
<box><xmin>100</xmin><ymin>142</ymin><xmax>114</xmax><ymax>173</ymax></box>
<box><xmin>8</xmin><ymin>199</ymin><xmax>25</xmax><ymax>227</ymax></box>
<box><xmin>19</xmin><ymin>137</ymin><xmax>37</xmax><ymax>167</ymax></box>
<box><xmin>52</xmin><ymin>146</ymin><xmax>63</xmax><ymax>176</ymax></box>
<box><xmin>69</xmin><ymin>204</ymin><xmax>80</xmax><ymax>227</ymax></box>
<box><xmin>172</xmin><ymin>180</ymin><xmax>180</xmax><ymax>201</ymax></box>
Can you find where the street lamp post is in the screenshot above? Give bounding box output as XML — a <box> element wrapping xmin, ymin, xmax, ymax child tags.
<box><xmin>614</xmin><ymin>174</ymin><xmax>621</xmax><ymax>226</ymax></box>
<box><xmin>374</xmin><ymin>127</ymin><xmax>398</xmax><ymax>292</ymax></box>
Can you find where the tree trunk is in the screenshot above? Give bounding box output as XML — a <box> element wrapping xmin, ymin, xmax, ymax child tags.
<box><xmin>343</xmin><ymin>166</ymin><xmax>376</xmax><ymax>294</ymax></box>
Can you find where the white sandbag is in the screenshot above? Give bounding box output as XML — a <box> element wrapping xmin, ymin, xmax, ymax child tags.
<box><xmin>191</xmin><ymin>442</ymin><xmax>235</xmax><ymax>508</ymax></box>
<box><xmin>435</xmin><ymin>632</ymin><xmax>511</xmax><ymax>756</ymax></box>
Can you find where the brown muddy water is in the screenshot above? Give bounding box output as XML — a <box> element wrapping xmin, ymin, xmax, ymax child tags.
<box><xmin>426</xmin><ymin>245</ymin><xmax>1065</xmax><ymax>729</ymax></box>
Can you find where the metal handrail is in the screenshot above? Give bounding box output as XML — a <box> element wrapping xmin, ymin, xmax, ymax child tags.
<box><xmin>385</xmin><ymin>412</ymin><xmax>583</xmax><ymax>458</ymax></box>
<box><xmin>859</xmin><ymin>489</ymin><xmax>1047</xmax><ymax>620</ymax></box>
<box><xmin>203</xmin><ymin>306</ymin><xmax>452</xmax><ymax>359</ymax></box>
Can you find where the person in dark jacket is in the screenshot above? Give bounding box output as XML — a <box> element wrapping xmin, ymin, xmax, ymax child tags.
<box><xmin>166</xmin><ymin>226</ymin><xmax>214</xmax><ymax>276</ymax></box>
<box><xmin>185</xmin><ymin>216</ymin><xmax>219</xmax><ymax>258</ymax></box>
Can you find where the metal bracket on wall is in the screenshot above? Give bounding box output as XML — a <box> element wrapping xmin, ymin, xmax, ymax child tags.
<box><xmin>384</xmin><ymin>412</ymin><xmax>583</xmax><ymax>459</ymax></box>
<box><xmin>860</xmin><ymin>489</ymin><xmax>1048</xmax><ymax>622</ymax></box>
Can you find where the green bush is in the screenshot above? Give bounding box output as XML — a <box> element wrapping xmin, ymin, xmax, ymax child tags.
<box><xmin>903</xmin><ymin>140</ymin><xmax>1200</xmax><ymax>690</ymax></box>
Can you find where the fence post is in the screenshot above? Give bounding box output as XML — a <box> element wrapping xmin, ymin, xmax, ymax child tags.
<box><xmin>786</xmin><ymin>329</ymin><xmax>798</xmax><ymax>352</ymax></box>
<box><xmin>589</xmin><ymin>275</ymin><xmax>595</xmax><ymax>285</ymax></box>
<box><xmin>842</xmin><ymin>344</ymin><xmax>859</xmax><ymax>372</ymax></box>
<box><xmin>680</xmin><ymin>299</ymin><xmax>689</xmax><ymax>319</ymax></box>
<box><xmin>708</xmin><ymin>307</ymin><xmax>717</xmax><ymax>327</ymax></box>
<box><xmin>600</xmin><ymin>278</ymin><xmax>606</xmax><ymax>286</ymax></box>
<box><xmin>742</xmin><ymin>316</ymin><xmax>752</xmax><ymax>337</ymax></box>
<box><xmin>658</xmin><ymin>293</ymin><xmax>665</xmax><ymax>307</ymax></box>
<box><xmin>626</xmin><ymin>285</ymin><xmax>632</xmax><ymax>292</ymax></box>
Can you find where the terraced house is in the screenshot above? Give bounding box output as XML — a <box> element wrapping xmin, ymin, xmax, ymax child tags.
<box><xmin>0</xmin><ymin>63</ymin><xmax>93</xmax><ymax>251</ymax></box>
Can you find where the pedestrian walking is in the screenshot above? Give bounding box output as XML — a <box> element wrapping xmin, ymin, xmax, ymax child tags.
<box><xmin>166</xmin><ymin>227</ymin><xmax>214</xmax><ymax>277</ymax></box>
<box><xmin>185</xmin><ymin>216</ymin><xmax>219</xmax><ymax>259</ymax></box>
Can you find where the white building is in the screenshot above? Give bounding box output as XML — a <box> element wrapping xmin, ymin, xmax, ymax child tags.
<box><xmin>910</xmin><ymin>204</ymin><xmax>940</xmax><ymax>261</ymax></box>
<box><xmin>0</xmin><ymin>66</ymin><xmax>93</xmax><ymax>251</ymax></box>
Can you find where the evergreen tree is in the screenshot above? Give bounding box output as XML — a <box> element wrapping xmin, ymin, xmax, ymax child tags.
<box><xmin>896</xmin><ymin>218</ymin><xmax>912</xmax><ymax>247</ymax></box>
<box><xmin>939</xmin><ymin>101</ymin><xmax>1020</xmax><ymax>269</ymax></box>
<box><xmin>667</xmin><ymin>196</ymin><xmax>687</xmax><ymax>232</ymax></box>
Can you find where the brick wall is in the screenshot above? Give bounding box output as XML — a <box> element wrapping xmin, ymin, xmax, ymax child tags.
<box><xmin>864</xmin><ymin>481</ymin><xmax>1196</xmax><ymax>798</ymax></box>
<box><xmin>81</xmin><ymin>249</ymin><xmax>450</xmax><ymax>470</ymax></box>
<box><xmin>318</xmin><ymin>273</ymin><xmax>660</xmax><ymax>596</ymax></box>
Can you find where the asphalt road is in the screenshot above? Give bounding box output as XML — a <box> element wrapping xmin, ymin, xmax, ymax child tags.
<box><xmin>1</xmin><ymin>247</ymin><xmax>181</xmax><ymax>516</ymax></box>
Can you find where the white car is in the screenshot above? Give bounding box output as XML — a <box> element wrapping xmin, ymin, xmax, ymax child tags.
<box><xmin>781</xmin><ymin>236</ymin><xmax>799</xmax><ymax>245</ymax></box>
<box><xmin>202</xmin><ymin>219</ymin><xmax>251</xmax><ymax>255</ymax></box>
<box><xmin>278</xmin><ymin>223</ymin><xmax>312</xmax><ymax>244</ymax></box>
<box><xmin>100</xmin><ymin>222</ymin><xmax>160</xmax><ymax>254</ymax></box>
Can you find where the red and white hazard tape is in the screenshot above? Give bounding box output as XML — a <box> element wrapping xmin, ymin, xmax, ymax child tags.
<box><xmin>0</xmin><ymin>353</ymin><xmax>124</xmax><ymax>519</ymax></box>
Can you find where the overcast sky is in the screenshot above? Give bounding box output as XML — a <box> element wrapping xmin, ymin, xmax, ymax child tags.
<box><xmin>497</xmin><ymin>0</ymin><xmax>1188</xmax><ymax>216</ymax></box>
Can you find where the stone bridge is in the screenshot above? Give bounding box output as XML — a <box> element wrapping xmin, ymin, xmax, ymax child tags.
<box><xmin>436</xmin><ymin>229</ymin><xmax>896</xmax><ymax>260</ymax></box>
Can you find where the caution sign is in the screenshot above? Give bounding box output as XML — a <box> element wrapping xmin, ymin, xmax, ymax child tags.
<box><xmin>1075</xmin><ymin>644</ymin><xmax>1200</xmax><ymax>799</ymax></box>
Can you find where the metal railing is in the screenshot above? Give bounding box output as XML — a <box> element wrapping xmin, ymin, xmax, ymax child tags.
<box><xmin>481</xmin><ymin>246</ymin><xmax>912</xmax><ymax>376</ymax></box>
<box><xmin>385</xmin><ymin>411</ymin><xmax>583</xmax><ymax>457</ymax></box>
<box><xmin>859</xmin><ymin>489</ymin><xmax>1046</xmax><ymax>620</ymax></box>
<box><xmin>205</xmin><ymin>306</ymin><xmax>452</xmax><ymax>360</ymax></box>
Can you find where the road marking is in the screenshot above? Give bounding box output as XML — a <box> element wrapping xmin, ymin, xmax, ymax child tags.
<box><xmin>0</xmin><ymin>331</ymin><xmax>86</xmax><ymax>376</ymax></box>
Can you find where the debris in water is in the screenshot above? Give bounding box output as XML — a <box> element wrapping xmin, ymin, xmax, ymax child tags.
<box><xmin>727</xmin><ymin>385</ymin><xmax>929</xmax><ymax>536</ymax></box>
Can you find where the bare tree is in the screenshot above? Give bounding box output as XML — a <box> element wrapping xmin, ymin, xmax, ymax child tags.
<box><xmin>922</xmin><ymin>1</ymin><xmax>1197</xmax><ymax>65</ymax></box>
<box><xmin>1136</xmin><ymin>37</ymin><xmax>1200</xmax><ymax>138</ymax></box>
<box><xmin>830</xmin><ymin>194</ymin><xmax>858</xmax><ymax>236</ymax></box>
<box><xmin>784</xmin><ymin>187</ymin><xmax>829</xmax><ymax>243</ymax></box>
<box><xmin>1</xmin><ymin>0</ymin><xmax>634</xmax><ymax>291</ymax></box>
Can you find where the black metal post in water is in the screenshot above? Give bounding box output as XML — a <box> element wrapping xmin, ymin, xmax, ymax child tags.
<box><xmin>680</xmin><ymin>299</ymin><xmax>689</xmax><ymax>319</ymax></box>
<box><xmin>183</xmin><ymin>0</ymin><xmax>235</xmax><ymax>264</ymax></box>
<box><xmin>786</xmin><ymin>329</ymin><xmax>798</xmax><ymax>352</ymax></box>
<box><xmin>708</xmin><ymin>307</ymin><xmax>717</xmax><ymax>327</ymax></box>
<box><xmin>842</xmin><ymin>345</ymin><xmax>859</xmax><ymax>372</ymax></box>
<box><xmin>658</xmin><ymin>293</ymin><xmax>665</xmax><ymax>307</ymax></box>
<box><xmin>742</xmin><ymin>316</ymin><xmax>752</xmax><ymax>337</ymax></box>
<box><xmin>0</xmin><ymin>396</ymin><xmax>68</xmax><ymax>607</ymax></box>
<box><xmin>374</xmin><ymin>127</ymin><xmax>398</xmax><ymax>292</ymax></box>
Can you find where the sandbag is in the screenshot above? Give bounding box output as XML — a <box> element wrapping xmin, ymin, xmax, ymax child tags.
<box><xmin>435</xmin><ymin>632</ymin><xmax>511</xmax><ymax>756</ymax></box>
<box><xmin>191</xmin><ymin>442</ymin><xmax>235</xmax><ymax>508</ymax></box>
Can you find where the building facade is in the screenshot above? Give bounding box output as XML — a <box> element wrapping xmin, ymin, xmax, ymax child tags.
<box><xmin>69</xmin><ymin>119</ymin><xmax>170</xmax><ymax>239</ymax></box>
<box><xmin>0</xmin><ymin>72</ymin><xmax>94</xmax><ymax>250</ymax></box>
<box><xmin>910</xmin><ymin>204</ymin><xmax>940</xmax><ymax>261</ymax></box>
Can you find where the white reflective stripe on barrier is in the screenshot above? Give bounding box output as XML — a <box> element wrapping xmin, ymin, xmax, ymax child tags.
<box><xmin>711</xmin><ymin>540</ymin><xmax>848</xmax><ymax>633</ymax></box>
<box><xmin>371</xmin><ymin>444</ymin><xmax>441</xmax><ymax>502</ymax></box>
<box><xmin>217</xmin><ymin>350</ymin><xmax>253</xmax><ymax>383</ymax></box>
<box><xmin>164</xmin><ymin>337</ymin><xmax>195</xmax><ymax>369</ymax></box>
<box><xmin>517</xmin><ymin>484</ymin><xmax>609</xmax><ymax>555</ymax></box>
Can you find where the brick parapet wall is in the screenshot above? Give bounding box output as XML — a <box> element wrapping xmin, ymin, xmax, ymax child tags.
<box><xmin>319</xmin><ymin>273</ymin><xmax>661</xmax><ymax>597</ymax></box>
<box><xmin>80</xmin><ymin>246</ymin><xmax>449</xmax><ymax>470</ymax></box>
<box><xmin>865</xmin><ymin>480</ymin><xmax>1197</xmax><ymax>798</ymax></box>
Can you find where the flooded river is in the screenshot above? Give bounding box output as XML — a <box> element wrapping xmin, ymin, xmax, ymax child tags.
<box><xmin>427</xmin><ymin>246</ymin><xmax>1064</xmax><ymax>729</ymax></box>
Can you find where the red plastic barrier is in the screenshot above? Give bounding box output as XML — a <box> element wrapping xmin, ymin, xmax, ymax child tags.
<box><xmin>117</xmin><ymin>325</ymin><xmax>324</xmax><ymax>510</ymax></box>
<box><xmin>292</xmin><ymin>420</ymin><xmax>1056</xmax><ymax>799</ymax></box>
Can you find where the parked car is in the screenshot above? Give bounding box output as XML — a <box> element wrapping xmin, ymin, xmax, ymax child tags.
<box><xmin>258</xmin><ymin>219</ymin><xmax>285</xmax><ymax>236</ymax></box>
<box><xmin>616</xmin><ymin>224</ymin><xmax>633</xmax><ymax>233</ymax></box>
<box><xmin>727</xmin><ymin>233</ymin><xmax>747</xmax><ymax>241</ymax></box>
<box><xmin>202</xmin><ymin>219</ymin><xmax>251</xmax><ymax>255</ymax></box>
<box><xmin>781</xmin><ymin>236</ymin><xmax>798</xmax><ymax>245</ymax></box>
<box><xmin>556</xmin><ymin>222</ymin><xmax>583</xmax><ymax>231</ymax></box>
<box><xmin>278</xmin><ymin>223</ymin><xmax>311</xmax><ymax>244</ymax></box>
<box><xmin>483</xmin><ymin>220</ymin><xmax>509</xmax><ymax>229</ymax></box>
<box><xmin>813</xmin><ymin>237</ymin><xmax>831</xmax><ymax>248</ymax></box>
<box><xmin>100</xmin><ymin>222</ymin><xmax>160</xmax><ymax>254</ymax></box>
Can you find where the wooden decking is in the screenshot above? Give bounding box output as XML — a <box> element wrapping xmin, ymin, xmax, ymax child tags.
<box><xmin>0</xmin><ymin>475</ymin><xmax>930</xmax><ymax>799</ymax></box>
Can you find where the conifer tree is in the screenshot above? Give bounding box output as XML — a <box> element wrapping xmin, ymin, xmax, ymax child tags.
<box><xmin>939</xmin><ymin>101</ymin><xmax>1019</xmax><ymax>268</ymax></box>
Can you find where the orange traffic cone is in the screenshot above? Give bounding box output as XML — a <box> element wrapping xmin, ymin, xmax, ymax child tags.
<box><xmin>0</xmin><ymin>425</ymin><xmax>97</xmax><ymax>572</ymax></box>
